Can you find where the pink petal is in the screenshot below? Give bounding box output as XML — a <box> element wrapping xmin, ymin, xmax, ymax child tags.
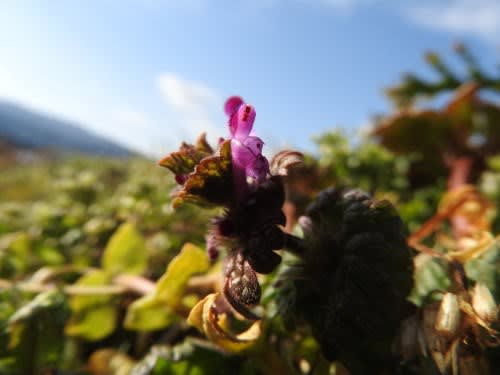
<box><xmin>232</xmin><ymin>104</ymin><xmax>256</xmax><ymax>140</ymax></box>
<box><xmin>224</xmin><ymin>96</ymin><xmax>244</xmax><ymax>116</ymax></box>
<box><xmin>231</xmin><ymin>139</ymin><xmax>254</xmax><ymax>167</ymax></box>
<box><xmin>229</xmin><ymin>113</ymin><xmax>240</xmax><ymax>137</ymax></box>
<box><xmin>243</xmin><ymin>136</ymin><xmax>264</xmax><ymax>156</ymax></box>
<box><xmin>246</xmin><ymin>155</ymin><xmax>269</xmax><ymax>183</ymax></box>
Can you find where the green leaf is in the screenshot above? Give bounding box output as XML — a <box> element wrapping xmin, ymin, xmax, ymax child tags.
<box><xmin>155</xmin><ymin>243</ymin><xmax>209</xmax><ymax>305</ymax></box>
<box><xmin>130</xmin><ymin>341</ymin><xmax>244</xmax><ymax>375</ymax></box>
<box><xmin>102</xmin><ymin>222</ymin><xmax>147</xmax><ymax>276</ymax></box>
<box><xmin>0</xmin><ymin>232</ymin><xmax>31</xmax><ymax>276</ymax></box>
<box><xmin>124</xmin><ymin>243</ymin><xmax>209</xmax><ymax>331</ymax></box>
<box><xmin>409</xmin><ymin>254</ymin><xmax>450</xmax><ymax>306</ymax></box>
<box><xmin>65</xmin><ymin>270</ymin><xmax>118</xmax><ymax>340</ymax></box>
<box><xmin>5</xmin><ymin>291</ymin><xmax>68</xmax><ymax>375</ymax></box>
<box><xmin>124</xmin><ymin>294</ymin><xmax>177</xmax><ymax>331</ymax></box>
<box><xmin>66</xmin><ymin>305</ymin><xmax>118</xmax><ymax>341</ymax></box>
<box><xmin>465</xmin><ymin>243</ymin><xmax>500</xmax><ymax>302</ymax></box>
<box><xmin>36</xmin><ymin>245</ymin><xmax>65</xmax><ymax>266</ymax></box>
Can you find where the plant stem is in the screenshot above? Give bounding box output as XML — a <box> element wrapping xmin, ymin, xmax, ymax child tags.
<box><xmin>447</xmin><ymin>156</ymin><xmax>475</xmax><ymax>238</ymax></box>
<box><xmin>448</xmin><ymin>156</ymin><xmax>473</xmax><ymax>190</ymax></box>
<box><xmin>0</xmin><ymin>274</ymin><xmax>156</xmax><ymax>296</ymax></box>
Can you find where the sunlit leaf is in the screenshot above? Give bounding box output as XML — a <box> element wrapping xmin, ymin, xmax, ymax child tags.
<box><xmin>0</xmin><ymin>232</ymin><xmax>31</xmax><ymax>276</ymax></box>
<box><xmin>66</xmin><ymin>305</ymin><xmax>118</xmax><ymax>341</ymax></box>
<box><xmin>158</xmin><ymin>133</ymin><xmax>213</xmax><ymax>175</ymax></box>
<box><xmin>173</xmin><ymin>140</ymin><xmax>233</xmax><ymax>208</ymax></box>
<box><xmin>124</xmin><ymin>294</ymin><xmax>177</xmax><ymax>331</ymax></box>
<box><xmin>102</xmin><ymin>222</ymin><xmax>147</xmax><ymax>276</ymax></box>
<box><xmin>465</xmin><ymin>242</ymin><xmax>500</xmax><ymax>301</ymax></box>
<box><xmin>409</xmin><ymin>254</ymin><xmax>451</xmax><ymax>305</ymax></box>
<box><xmin>155</xmin><ymin>243</ymin><xmax>210</xmax><ymax>305</ymax></box>
<box><xmin>124</xmin><ymin>243</ymin><xmax>209</xmax><ymax>331</ymax></box>
<box><xmin>65</xmin><ymin>270</ymin><xmax>118</xmax><ymax>340</ymax></box>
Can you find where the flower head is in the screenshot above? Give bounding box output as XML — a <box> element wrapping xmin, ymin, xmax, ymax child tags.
<box><xmin>159</xmin><ymin>96</ymin><xmax>303</xmax><ymax>322</ymax></box>
<box><xmin>224</xmin><ymin>96</ymin><xmax>269</xmax><ymax>195</ymax></box>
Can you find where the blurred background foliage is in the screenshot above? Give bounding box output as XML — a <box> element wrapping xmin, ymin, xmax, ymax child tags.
<box><xmin>0</xmin><ymin>45</ymin><xmax>499</xmax><ymax>374</ymax></box>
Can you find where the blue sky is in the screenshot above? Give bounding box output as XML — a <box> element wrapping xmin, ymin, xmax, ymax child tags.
<box><xmin>0</xmin><ymin>0</ymin><xmax>499</xmax><ymax>156</ymax></box>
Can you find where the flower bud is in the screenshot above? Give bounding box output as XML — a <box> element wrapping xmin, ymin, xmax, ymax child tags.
<box><xmin>435</xmin><ymin>293</ymin><xmax>461</xmax><ymax>338</ymax></box>
<box><xmin>471</xmin><ymin>283</ymin><xmax>498</xmax><ymax>323</ymax></box>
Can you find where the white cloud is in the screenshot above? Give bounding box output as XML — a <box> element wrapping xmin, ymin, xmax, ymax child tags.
<box><xmin>157</xmin><ymin>73</ymin><xmax>224</xmax><ymax>142</ymax></box>
<box><xmin>1</xmin><ymin>64</ymin><xmax>224</xmax><ymax>156</ymax></box>
<box><xmin>104</xmin><ymin>109</ymin><xmax>165</xmax><ymax>155</ymax></box>
<box><xmin>0</xmin><ymin>65</ymin><xmax>36</xmax><ymax>107</ymax></box>
<box><xmin>0</xmin><ymin>64</ymin><xmax>163</xmax><ymax>155</ymax></box>
<box><xmin>0</xmin><ymin>66</ymin><xmax>13</xmax><ymax>91</ymax></box>
<box><xmin>407</xmin><ymin>0</ymin><xmax>500</xmax><ymax>42</ymax></box>
<box><xmin>110</xmin><ymin>109</ymin><xmax>157</xmax><ymax>131</ymax></box>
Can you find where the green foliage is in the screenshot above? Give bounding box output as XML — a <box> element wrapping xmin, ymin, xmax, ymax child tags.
<box><xmin>102</xmin><ymin>222</ymin><xmax>148</xmax><ymax>276</ymax></box>
<box><xmin>65</xmin><ymin>270</ymin><xmax>117</xmax><ymax>340</ymax></box>
<box><xmin>0</xmin><ymin>127</ymin><xmax>498</xmax><ymax>375</ymax></box>
<box><xmin>386</xmin><ymin>44</ymin><xmax>500</xmax><ymax>108</ymax></box>
<box><xmin>2</xmin><ymin>291</ymin><xmax>69</xmax><ymax>375</ymax></box>
<box><xmin>465</xmin><ymin>243</ymin><xmax>500</xmax><ymax>301</ymax></box>
<box><xmin>131</xmin><ymin>341</ymin><xmax>246</xmax><ymax>375</ymax></box>
<box><xmin>409</xmin><ymin>255</ymin><xmax>450</xmax><ymax>306</ymax></box>
<box><xmin>0</xmin><ymin>156</ymin><xmax>214</xmax><ymax>373</ymax></box>
<box><xmin>125</xmin><ymin>243</ymin><xmax>209</xmax><ymax>331</ymax></box>
<box><xmin>314</xmin><ymin>131</ymin><xmax>410</xmax><ymax>193</ymax></box>
<box><xmin>1</xmin><ymin>44</ymin><xmax>499</xmax><ymax>373</ymax></box>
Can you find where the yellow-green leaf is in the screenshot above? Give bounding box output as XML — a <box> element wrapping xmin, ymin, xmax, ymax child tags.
<box><xmin>124</xmin><ymin>243</ymin><xmax>209</xmax><ymax>331</ymax></box>
<box><xmin>65</xmin><ymin>270</ymin><xmax>117</xmax><ymax>340</ymax></box>
<box><xmin>155</xmin><ymin>243</ymin><xmax>209</xmax><ymax>306</ymax></box>
<box><xmin>124</xmin><ymin>294</ymin><xmax>177</xmax><ymax>331</ymax></box>
<box><xmin>102</xmin><ymin>222</ymin><xmax>147</xmax><ymax>276</ymax></box>
<box><xmin>68</xmin><ymin>270</ymin><xmax>112</xmax><ymax>310</ymax></box>
<box><xmin>65</xmin><ymin>305</ymin><xmax>118</xmax><ymax>341</ymax></box>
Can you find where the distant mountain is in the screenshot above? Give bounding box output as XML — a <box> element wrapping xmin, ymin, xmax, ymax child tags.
<box><xmin>0</xmin><ymin>100</ymin><xmax>132</xmax><ymax>157</ymax></box>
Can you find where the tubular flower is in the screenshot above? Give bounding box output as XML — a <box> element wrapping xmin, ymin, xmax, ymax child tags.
<box><xmin>224</xmin><ymin>96</ymin><xmax>269</xmax><ymax>197</ymax></box>
<box><xmin>158</xmin><ymin>95</ymin><xmax>303</xmax><ymax>322</ymax></box>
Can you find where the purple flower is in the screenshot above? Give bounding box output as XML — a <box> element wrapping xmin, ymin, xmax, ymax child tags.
<box><xmin>224</xmin><ymin>96</ymin><xmax>269</xmax><ymax>198</ymax></box>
